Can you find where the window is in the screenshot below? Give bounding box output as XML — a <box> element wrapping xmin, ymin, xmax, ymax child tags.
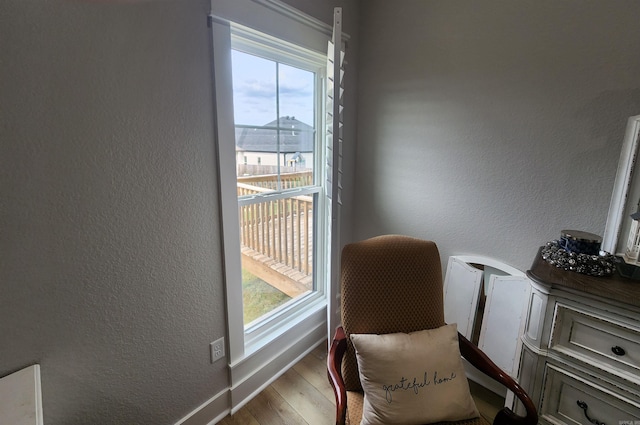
<box><xmin>209</xmin><ymin>1</ymin><xmax>343</xmax><ymax>411</ymax></box>
<box><xmin>230</xmin><ymin>26</ymin><xmax>327</xmax><ymax>332</ymax></box>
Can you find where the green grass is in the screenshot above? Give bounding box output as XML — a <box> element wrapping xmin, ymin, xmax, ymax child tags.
<box><xmin>242</xmin><ymin>269</ymin><xmax>291</xmax><ymax>324</ymax></box>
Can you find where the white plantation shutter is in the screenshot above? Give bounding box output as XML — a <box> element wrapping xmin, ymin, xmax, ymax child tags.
<box><xmin>326</xmin><ymin>7</ymin><xmax>345</xmax><ymax>341</ymax></box>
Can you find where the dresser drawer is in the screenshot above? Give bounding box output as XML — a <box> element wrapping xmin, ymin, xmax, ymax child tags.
<box><xmin>541</xmin><ymin>364</ymin><xmax>640</xmax><ymax>424</ymax></box>
<box><xmin>550</xmin><ymin>304</ymin><xmax>640</xmax><ymax>384</ymax></box>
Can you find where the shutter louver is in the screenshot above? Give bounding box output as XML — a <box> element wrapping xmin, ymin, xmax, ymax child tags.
<box><xmin>326</xmin><ymin>7</ymin><xmax>345</xmax><ymax>340</ymax></box>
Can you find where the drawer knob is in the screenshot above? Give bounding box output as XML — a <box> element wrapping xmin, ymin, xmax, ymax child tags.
<box><xmin>577</xmin><ymin>400</ymin><xmax>605</xmax><ymax>425</ymax></box>
<box><xmin>611</xmin><ymin>346</ymin><xmax>626</xmax><ymax>356</ymax></box>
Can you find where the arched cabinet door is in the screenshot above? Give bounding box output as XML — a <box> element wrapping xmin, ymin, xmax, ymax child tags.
<box><xmin>478</xmin><ymin>274</ymin><xmax>530</xmax><ymax>377</ymax></box>
<box><xmin>443</xmin><ymin>255</ymin><xmax>530</xmax><ymax>404</ymax></box>
<box><xmin>443</xmin><ymin>257</ymin><xmax>483</xmax><ymax>340</ymax></box>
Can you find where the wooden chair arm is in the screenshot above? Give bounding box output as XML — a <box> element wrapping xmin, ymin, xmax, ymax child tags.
<box><xmin>327</xmin><ymin>326</ymin><xmax>348</xmax><ymax>425</ymax></box>
<box><xmin>458</xmin><ymin>333</ymin><xmax>538</xmax><ymax>425</ymax></box>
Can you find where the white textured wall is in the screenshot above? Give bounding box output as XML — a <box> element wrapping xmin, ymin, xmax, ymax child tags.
<box><xmin>0</xmin><ymin>1</ymin><xmax>227</xmax><ymax>424</ymax></box>
<box><xmin>355</xmin><ymin>0</ymin><xmax>640</xmax><ymax>271</ymax></box>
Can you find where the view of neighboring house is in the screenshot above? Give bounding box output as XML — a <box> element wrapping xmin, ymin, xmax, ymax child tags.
<box><xmin>235</xmin><ymin>116</ymin><xmax>315</xmax><ymax>175</ymax></box>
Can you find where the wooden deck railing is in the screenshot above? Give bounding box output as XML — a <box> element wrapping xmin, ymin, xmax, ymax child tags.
<box><xmin>237</xmin><ymin>172</ymin><xmax>313</xmax><ymax>278</ymax></box>
<box><xmin>237</xmin><ymin>171</ymin><xmax>313</xmax><ymax>191</ymax></box>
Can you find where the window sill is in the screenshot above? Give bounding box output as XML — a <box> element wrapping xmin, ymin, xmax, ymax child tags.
<box><xmin>238</xmin><ymin>296</ymin><xmax>326</xmax><ymax>362</ymax></box>
<box><xmin>227</xmin><ymin>298</ymin><xmax>327</xmax><ymax>412</ymax></box>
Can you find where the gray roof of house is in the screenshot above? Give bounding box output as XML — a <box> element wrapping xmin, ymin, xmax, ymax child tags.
<box><xmin>235</xmin><ymin>116</ymin><xmax>314</xmax><ymax>153</ymax></box>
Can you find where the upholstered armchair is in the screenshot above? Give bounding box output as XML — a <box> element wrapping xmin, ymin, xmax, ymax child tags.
<box><xmin>327</xmin><ymin>235</ymin><xmax>538</xmax><ymax>425</ymax></box>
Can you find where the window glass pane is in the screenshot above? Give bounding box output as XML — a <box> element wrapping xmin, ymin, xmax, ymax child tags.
<box><xmin>232</xmin><ymin>54</ymin><xmax>316</xmax><ymax>186</ymax></box>
<box><xmin>235</xmin><ymin>127</ymin><xmax>279</xmax><ymax>179</ymax></box>
<box><xmin>231</xmin><ymin>50</ymin><xmax>276</xmax><ymax>127</ymax></box>
<box><xmin>232</xmin><ymin>47</ymin><xmax>320</xmax><ymax>327</ymax></box>
<box><xmin>278</xmin><ymin>64</ymin><xmax>316</xmax><ymax>182</ymax></box>
<box><xmin>278</xmin><ymin>63</ymin><xmax>315</xmax><ymax>129</ymax></box>
<box><xmin>239</xmin><ymin>195</ymin><xmax>315</xmax><ymax>326</ymax></box>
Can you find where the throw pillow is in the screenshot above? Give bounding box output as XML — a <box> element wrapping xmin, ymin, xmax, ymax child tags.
<box><xmin>350</xmin><ymin>324</ymin><xmax>479</xmax><ymax>425</ymax></box>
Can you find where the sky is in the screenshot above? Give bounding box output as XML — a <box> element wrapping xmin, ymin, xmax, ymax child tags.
<box><xmin>231</xmin><ymin>50</ymin><xmax>316</xmax><ymax>128</ymax></box>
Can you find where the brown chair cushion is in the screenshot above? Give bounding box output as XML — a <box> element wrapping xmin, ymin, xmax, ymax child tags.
<box><xmin>345</xmin><ymin>391</ymin><xmax>364</xmax><ymax>425</ymax></box>
<box><xmin>340</xmin><ymin>235</ymin><xmax>446</xmax><ymax>391</ymax></box>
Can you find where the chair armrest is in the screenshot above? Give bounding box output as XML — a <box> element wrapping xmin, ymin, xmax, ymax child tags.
<box><xmin>458</xmin><ymin>333</ymin><xmax>538</xmax><ymax>425</ymax></box>
<box><xmin>327</xmin><ymin>326</ymin><xmax>348</xmax><ymax>425</ymax></box>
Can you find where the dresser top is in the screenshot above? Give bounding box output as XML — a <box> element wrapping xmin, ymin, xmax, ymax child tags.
<box><xmin>527</xmin><ymin>247</ymin><xmax>640</xmax><ymax>308</ymax></box>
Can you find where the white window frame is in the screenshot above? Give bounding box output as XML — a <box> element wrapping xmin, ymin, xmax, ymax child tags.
<box><xmin>209</xmin><ymin>0</ymin><xmax>337</xmax><ymax>412</ymax></box>
<box><xmin>228</xmin><ymin>20</ymin><xmax>329</xmax><ymax>350</ymax></box>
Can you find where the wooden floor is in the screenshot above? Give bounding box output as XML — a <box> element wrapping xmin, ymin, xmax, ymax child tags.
<box><xmin>217</xmin><ymin>343</ymin><xmax>505</xmax><ymax>425</ymax></box>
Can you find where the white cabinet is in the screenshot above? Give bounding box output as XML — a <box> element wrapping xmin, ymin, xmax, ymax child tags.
<box><xmin>516</xmin><ymin>251</ymin><xmax>640</xmax><ymax>424</ymax></box>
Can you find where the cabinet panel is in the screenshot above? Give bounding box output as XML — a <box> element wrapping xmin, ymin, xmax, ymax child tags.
<box><xmin>541</xmin><ymin>364</ymin><xmax>640</xmax><ymax>425</ymax></box>
<box><xmin>551</xmin><ymin>304</ymin><xmax>640</xmax><ymax>385</ymax></box>
<box><xmin>526</xmin><ymin>290</ymin><xmax>545</xmax><ymax>344</ymax></box>
<box><xmin>514</xmin><ymin>344</ymin><xmax>543</xmax><ymax>417</ymax></box>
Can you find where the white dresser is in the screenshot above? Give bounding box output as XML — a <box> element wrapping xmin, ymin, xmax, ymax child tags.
<box><xmin>516</xmin><ymin>249</ymin><xmax>640</xmax><ymax>424</ymax></box>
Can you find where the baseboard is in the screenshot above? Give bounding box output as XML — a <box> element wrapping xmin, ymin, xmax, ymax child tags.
<box><xmin>230</xmin><ymin>320</ymin><xmax>326</xmax><ymax>413</ymax></box>
<box><xmin>174</xmin><ymin>315</ymin><xmax>326</xmax><ymax>424</ymax></box>
<box><xmin>174</xmin><ymin>389</ymin><xmax>230</xmax><ymax>425</ymax></box>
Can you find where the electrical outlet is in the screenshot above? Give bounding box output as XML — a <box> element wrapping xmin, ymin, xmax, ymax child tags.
<box><xmin>210</xmin><ymin>337</ymin><xmax>225</xmax><ymax>363</ymax></box>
